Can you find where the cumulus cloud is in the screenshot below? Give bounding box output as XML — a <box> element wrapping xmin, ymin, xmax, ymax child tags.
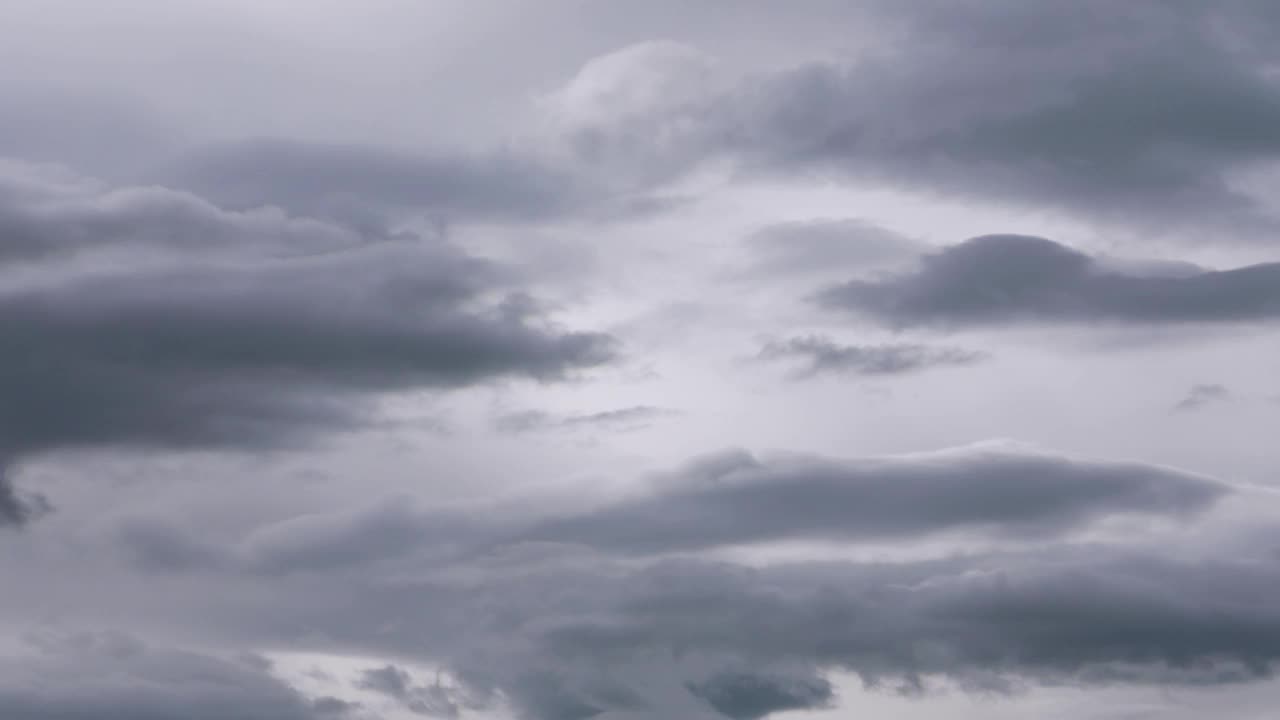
<box><xmin>0</xmin><ymin>163</ymin><xmax>615</xmax><ymax>524</ymax></box>
<box><xmin>756</xmin><ymin>334</ymin><xmax>985</xmax><ymax>378</ymax></box>
<box><xmin>817</xmin><ymin>234</ymin><xmax>1280</xmax><ymax>328</ymax></box>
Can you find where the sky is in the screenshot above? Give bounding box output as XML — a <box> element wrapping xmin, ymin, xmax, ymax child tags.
<box><xmin>3</xmin><ymin>1</ymin><xmax>1280</xmax><ymax>719</ymax></box>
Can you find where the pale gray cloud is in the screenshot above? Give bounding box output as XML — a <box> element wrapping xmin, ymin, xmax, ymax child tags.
<box><xmin>1174</xmin><ymin>384</ymin><xmax>1232</xmax><ymax>412</ymax></box>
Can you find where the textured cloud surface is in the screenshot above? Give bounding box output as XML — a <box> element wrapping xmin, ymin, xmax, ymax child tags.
<box><xmin>4</xmin><ymin>3</ymin><xmax>1280</xmax><ymax>720</ymax></box>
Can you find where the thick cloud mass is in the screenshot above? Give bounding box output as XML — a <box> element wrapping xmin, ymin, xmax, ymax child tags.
<box><xmin>818</xmin><ymin>234</ymin><xmax>1280</xmax><ymax>328</ymax></box>
<box><xmin>537</xmin><ymin>2</ymin><xmax>1280</xmax><ymax>235</ymax></box>
<box><xmin>0</xmin><ymin>163</ymin><xmax>615</xmax><ymax>523</ymax></box>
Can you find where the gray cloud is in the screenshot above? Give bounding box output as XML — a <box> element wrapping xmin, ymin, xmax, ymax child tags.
<box><xmin>0</xmin><ymin>631</ymin><xmax>356</xmax><ymax>720</ymax></box>
<box><xmin>0</xmin><ymin>166</ymin><xmax>615</xmax><ymax>524</ymax></box>
<box><xmin>552</xmin><ymin>3</ymin><xmax>1280</xmax><ymax>234</ymax></box>
<box><xmin>201</xmin><ymin>444</ymin><xmax>1227</xmax><ymax>579</ymax></box>
<box><xmin>0</xmin><ymin>159</ymin><xmax>364</xmax><ymax>261</ymax></box>
<box><xmin>522</xmin><ymin>445</ymin><xmax>1227</xmax><ymax>552</ymax></box>
<box><xmin>686</xmin><ymin>668</ymin><xmax>834</xmax><ymax>719</ymax></box>
<box><xmin>1174</xmin><ymin>384</ymin><xmax>1232</xmax><ymax>412</ymax></box>
<box><xmin>77</xmin><ymin>443</ymin><xmax>1274</xmax><ymax>720</ymax></box>
<box><xmin>495</xmin><ymin>406</ymin><xmax>680</xmax><ymax>435</ymax></box>
<box><xmin>196</xmin><ymin>531</ymin><xmax>1280</xmax><ymax>719</ymax></box>
<box><xmin>817</xmin><ymin>234</ymin><xmax>1280</xmax><ymax>328</ymax></box>
<box><xmin>448</xmin><ymin>546</ymin><xmax>1280</xmax><ymax>708</ymax></box>
<box><xmin>756</xmin><ymin>334</ymin><xmax>985</xmax><ymax>378</ymax></box>
<box><xmin>356</xmin><ymin>665</ymin><xmax>476</xmax><ymax>718</ymax></box>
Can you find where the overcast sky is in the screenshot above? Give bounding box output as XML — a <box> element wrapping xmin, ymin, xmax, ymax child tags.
<box><xmin>4</xmin><ymin>2</ymin><xmax>1280</xmax><ymax>719</ymax></box>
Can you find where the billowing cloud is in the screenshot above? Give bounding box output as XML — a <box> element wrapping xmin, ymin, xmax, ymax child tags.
<box><xmin>0</xmin><ymin>164</ymin><xmax>615</xmax><ymax>524</ymax></box>
<box><xmin>548</xmin><ymin>3</ymin><xmax>1280</xmax><ymax>234</ymax></box>
<box><xmin>68</xmin><ymin>442</ymin><xmax>1280</xmax><ymax>720</ymax></box>
<box><xmin>818</xmin><ymin>234</ymin><xmax>1280</xmax><ymax>328</ymax></box>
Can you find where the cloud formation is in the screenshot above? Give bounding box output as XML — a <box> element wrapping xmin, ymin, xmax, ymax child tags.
<box><xmin>1174</xmin><ymin>384</ymin><xmax>1232</xmax><ymax>412</ymax></box>
<box><xmin>494</xmin><ymin>406</ymin><xmax>679</xmax><ymax>434</ymax></box>
<box><xmin>0</xmin><ymin>631</ymin><xmax>355</xmax><ymax>720</ymax></box>
<box><xmin>756</xmin><ymin>335</ymin><xmax>985</xmax><ymax>378</ymax></box>
<box><xmin>818</xmin><ymin>234</ymin><xmax>1280</xmax><ymax>328</ymax></box>
<box><xmin>544</xmin><ymin>2</ymin><xmax>1280</xmax><ymax>234</ymax></box>
<box><xmin>522</xmin><ymin>444</ymin><xmax>1226</xmax><ymax>552</ymax></box>
<box><xmin>0</xmin><ymin>163</ymin><xmax>615</xmax><ymax>524</ymax></box>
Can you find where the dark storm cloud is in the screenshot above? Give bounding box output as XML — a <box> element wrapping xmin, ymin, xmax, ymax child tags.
<box><xmin>1173</xmin><ymin>384</ymin><xmax>1232</xmax><ymax>412</ymax></box>
<box><xmin>817</xmin><ymin>234</ymin><xmax>1280</xmax><ymax>328</ymax></box>
<box><xmin>556</xmin><ymin>2</ymin><xmax>1280</xmax><ymax>234</ymax></box>
<box><xmin>522</xmin><ymin>445</ymin><xmax>1227</xmax><ymax>552</ymax></box>
<box><xmin>756</xmin><ymin>334</ymin><xmax>985</xmax><ymax>378</ymax></box>
<box><xmin>162</xmin><ymin>139</ymin><xmax>594</xmax><ymax>227</ymax></box>
<box><xmin>0</xmin><ymin>167</ymin><xmax>616</xmax><ymax>524</ymax></box>
<box><xmin>0</xmin><ymin>631</ymin><xmax>357</xmax><ymax>720</ymax></box>
<box><xmin>494</xmin><ymin>405</ymin><xmax>679</xmax><ymax>434</ymax></box>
